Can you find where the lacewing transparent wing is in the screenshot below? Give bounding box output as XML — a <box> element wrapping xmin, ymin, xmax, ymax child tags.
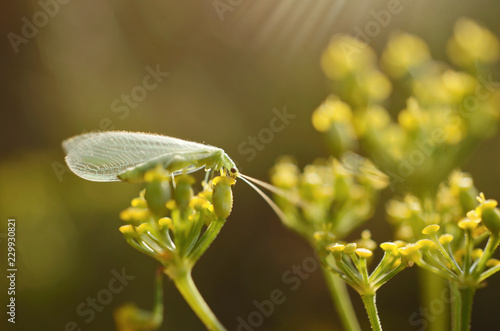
<box><xmin>62</xmin><ymin>131</ymin><xmax>237</xmax><ymax>182</ymax></box>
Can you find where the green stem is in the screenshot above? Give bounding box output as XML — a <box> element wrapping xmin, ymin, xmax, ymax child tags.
<box><xmin>479</xmin><ymin>264</ymin><xmax>500</xmax><ymax>282</ymax></box>
<box><xmin>462</xmin><ymin>231</ymin><xmax>474</xmax><ymax>277</ymax></box>
<box><xmin>419</xmin><ymin>269</ymin><xmax>448</xmax><ymax>331</ymax></box>
<box><xmin>457</xmin><ymin>287</ymin><xmax>475</xmax><ymax>331</ymax></box>
<box><xmin>321</xmin><ymin>266</ymin><xmax>361</xmax><ymax>331</ymax></box>
<box><xmin>450</xmin><ymin>282</ymin><xmax>461</xmax><ymax>331</ymax></box>
<box><xmin>187</xmin><ymin>217</ymin><xmax>226</xmax><ymax>267</ymax></box>
<box><xmin>172</xmin><ymin>270</ymin><xmax>226</xmax><ymax>331</ymax></box>
<box><xmin>474</xmin><ymin>234</ymin><xmax>500</xmax><ymax>274</ymax></box>
<box><xmin>361</xmin><ymin>293</ymin><xmax>382</xmax><ymax>331</ymax></box>
<box><xmin>152</xmin><ymin>267</ymin><xmax>165</xmax><ymax>324</ymax></box>
<box><xmin>431</xmin><ymin>235</ymin><xmax>462</xmax><ymax>275</ymax></box>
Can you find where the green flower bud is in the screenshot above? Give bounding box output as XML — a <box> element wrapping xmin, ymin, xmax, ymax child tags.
<box><xmin>477</xmin><ymin>193</ymin><xmax>500</xmax><ymax>234</ymax></box>
<box><xmin>145</xmin><ymin>180</ymin><xmax>171</xmax><ymax>216</ymax></box>
<box><xmin>459</xmin><ymin>186</ymin><xmax>479</xmax><ymax>212</ymax></box>
<box><xmin>481</xmin><ymin>206</ymin><xmax>500</xmax><ymax>234</ymax></box>
<box><xmin>174</xmin><ymin>175</ymin><xmax>195</xmax><ymax>209</ymax></box>
<box><xmin>212</xmin><ymin>176</ymin><xmax>235</xmax><ymax>218</ymax></box>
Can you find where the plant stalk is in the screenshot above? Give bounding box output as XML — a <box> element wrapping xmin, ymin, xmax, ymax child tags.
<box><xmin>419</xmin><ymin>269</ymin><xmax>448</xmax><ymax>331</ymax></box>
<box><xmin>450</xmin><ymin>282</ymin><xmax>461</xmax><ymax>331</ymax></box>
<box><xmin>173</xmin><ymin>270</ymin><xmax>226</xmax><ymax>331</ymax></box>
<box><xmin>361</xmin><ymin>293</ymin><xmax>382</xmax><ymax>331</ymax></box>
<box><xmin>322</xmin><ymin>266</ymin><xmax>361</xmax><ymax>331</ymax></box>
<box><xmin>457</xmin><ymin>287</ymin><xmax>475</xmax><ymax>331</ymax></box>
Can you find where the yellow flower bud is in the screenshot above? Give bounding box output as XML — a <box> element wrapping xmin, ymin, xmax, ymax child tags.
<box><xmin>422</xmin><ymin>224</ymin><xmax>440</xmax><ymax>235</ymax></box>
<box><xmin>447</xmin><ymin>18</ymin><xmax>500</xmax><ymax>67</ymax></box>
<box><xmin>471</xmin><ymin>248</ymin><xmax>483</xmax><ymax>260</ymax></box>
<box><xmin>166</xmin><ymin>200</ymin><xmax>177</xmax><ymax>210</ymax></box>
<box><xmin>381</xmin><ymin>32</ymin><xmax>430</xmax><ymax>78</ymax></box>
<box><xmin>486</xmin><ymin>259</ymin><xmax>500</xmax><ymax>267</ymax></box>
<box><xmin>327</xmin><ymin>243</ymin><xmax>345</xmax><ymax>252</ymax></box>
<box><xmin>466</xmin><ymin>210</ymin><xmax>481</xmax><ymax>222</ymax></box>
<box><xmin>190</xmin><ymin>197</ymin><xmax>211</xmax><ymax>210</ymax></box>
<box><xmin>120</xmin><ymin>207</ymin><xmax>151</xmax><ymax>225</ymax></box>
<box><xmin>380</xmin><ymin>242</ymin><xmax>398</xmax><ymax>252</ymax></box>
<box><xmin>417</xmin><ymin>239</ymin><xmax>435</xmax><ymax>249</ymax></box>
<box><xmin>358</xmin><ymin>70</ymin><xmax>392</xmax><ymax>101</ymax></box>
<box><xmin>343</xmin><ymin>243</ymin><xmax>357</xmax><ymax>254</ymax></box>
<box><xmin>271</xmin><ymin>157</ymin><xmax>300</xmax><ymax>189</ymax></box>
<box><xmin>131</xmin><ymin>197</ymin><xmax>148</xmax><ymax>208</ymax></box>
<box><xmin>439</xmin><ymin>234</ymin><xmax>454</xmax><ymax>245</ymax></box>
<box><xmin>355</xmin><ymin>248</ymin><xmax>373</xmax><ymax>258</ymax></box>
<box><xmin>399</xmin><ymin>243</ymin><xmax>420</xmax><ymax>255</ymax></box>
<box><xmin>119</xmin><ymin>224</ymin><xmax>135</xmax><ymax>234</ymax></box>
<box><xmin>144</xmin><ymin>164</ymin><xmax>170</xmax><ymax>182</ymax></box>
<box><xmin>321</xmin><ymin>34</ymin><xmax>376</xmax><ymax>80</ymax></box>
<box><xmin>458</xmin><ymin>218</ymin><xmax>478</xmax><ymax>230</ymax></box>
<box><xmin>454</xmin><ymin>249</ymin><xmax>465</xmax><ymax>264</ymax></box>
<box><xmin>136</xmin><ymin>223</ymin><xmax>153</xmax><ymax>233</ymax></box>
<box><xmin>356</xmin><ymin>230</ymin><xmax>378</xmax><ymax>251</ymax></box>
<box><xmin>158</xmin><ymin>217</ymin><xmax>173</xmax><ymax>230</ymax></box>
<box><xmin>393</xmin><ymin>240</ymin><xmax>407</xmax><ymax>248</ymax></box>
<box><xmin>399</xmin><ymin>244</ymin><xmax>422</xmax><ymax>262</ymax></box>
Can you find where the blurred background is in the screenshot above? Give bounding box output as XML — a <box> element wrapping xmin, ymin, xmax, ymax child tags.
<box><xmin>1</xmin><ymin>0</ymin><xmax>500</xmax><ymax>330</ymax></box>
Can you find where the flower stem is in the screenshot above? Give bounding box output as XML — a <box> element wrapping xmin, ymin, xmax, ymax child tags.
<box><xmin>321</xmin><ymin>266</ymin><xmax>361</xmax><ymax>331</ymax></box>
<box><xmin>419</xmin><ymin>269</ymin><xmax>448</xmax><ymax>331</ymax></box>
<box><xmin>361</xmin><ymin>293</ymin><xmax>382</xmax><ymax>331</ymax></box>
<box><xmin>457</xmin><ymin>287</ymin><xmax>475</xmax><ymax>331</ymax></box>
<box><xmin>450</xmin><ymin>282</ymin><xmax>461</xmax><ymax>331</ymax></box>
<box><xmin>172</xmin><ymin>270</ymin><xmax>227</xmax><ymax>331</ymax></box>
<box><xmin>152</xmin><ymin>267</ymin><xmax>165</xmax><ymax>324</ymax></box>
<box><xmin>187</xmin><ymin>217</ymin><xmax>226</xmax><ymax>267</ymax></box>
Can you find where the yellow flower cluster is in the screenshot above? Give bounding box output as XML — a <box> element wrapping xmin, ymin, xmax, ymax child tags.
<box><xmin>118</xmin><ymin>169</ymin><xmax>234</xmax><ymax>269</ymax></box>
<box><xmin>315</xmin><ymin>18</ymin><xmax>500</xmax><ymax>194</ymax></box>
<box><xmin>322</xmin><ymin>232</ymin><xmax>407</xmax><ymax>295</ymax></box>
<box><xmin>386</xmin><ymin>170</ymin><xmax>478</xmax><ymax>241</ymax></box>
<box><xmin>270</xmin><ymin>154</ymin><xmax>387</xmax><ymax>244</ymax></box>
<box><xmin>399</xmin><ymin>194</ymin><xmax>500</xmax><ymax>286</ymax></box>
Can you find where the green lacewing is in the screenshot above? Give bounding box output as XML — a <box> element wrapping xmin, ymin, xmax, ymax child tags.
<box><xmin>63</xmin><ymin>131</ymin><xmax>239</xmax><ymax>183</ymax></box>
<box><xmin>63</xmin><ymin>130</ymin><xmax>289</xmax><ymax>221</ymax></box>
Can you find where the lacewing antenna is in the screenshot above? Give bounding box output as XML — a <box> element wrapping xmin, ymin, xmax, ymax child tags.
<box><xmin>238</xmin><ymin>173</ymin><xmax>301</xmax><ymax>205</ymax></box>
<box><xmin>238</xmin><ymin>174</ymin><xmax>290</xmax><ymax>225</ymax></box>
